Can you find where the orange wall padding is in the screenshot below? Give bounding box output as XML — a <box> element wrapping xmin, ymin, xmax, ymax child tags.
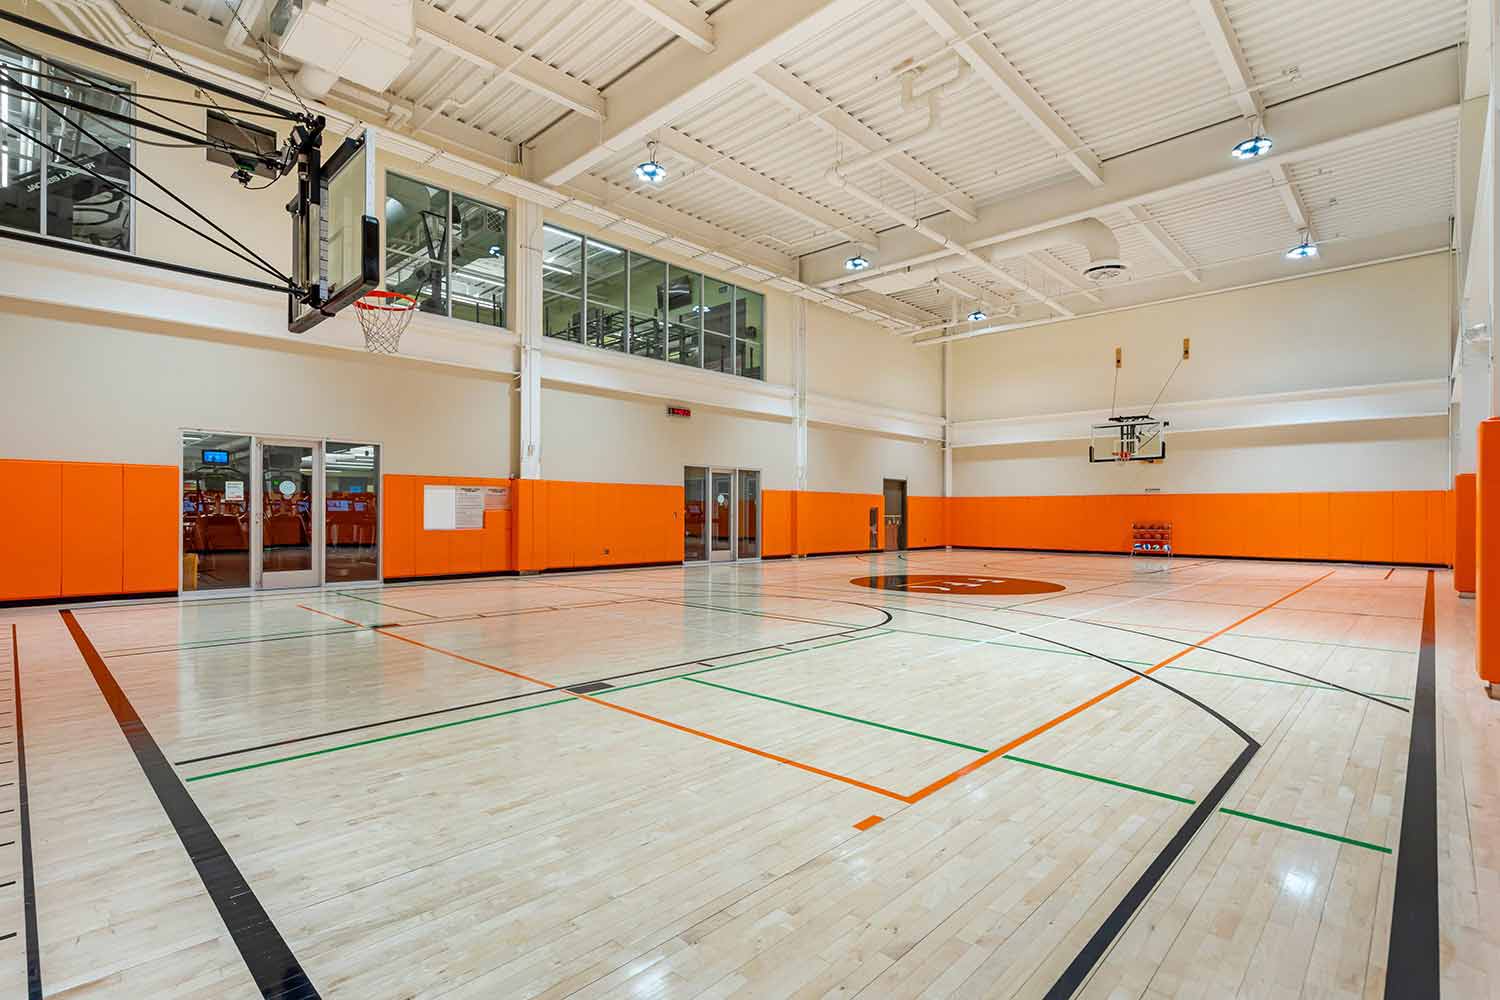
<box><xmin>1455</xmin><ymin>473</ymin><xmax>1476</xmax><ymax>594</ymax></box>
<box><xmin>385</xmin><ymin>476</ymin><xmax>684</xmax><ymax>579</ymax></box>
<box><xmin>0</xmin><ymin>458</ymin><xmax>178</xmax><ymax>602</ymax></box>
<box><xmin>947</xmin><ymin>489</ymin><xmax>1451</xmax><ymax>564</ymax></box>
<box><xmin>761</xmin><ymin>490</ymin><xmax>793</xmax><ymax>557</ymax></box>
<box><xmin>1477</xmin><ymin>420</ymin><xmax>1500</xmax><ymax>684</ymax></box>
<box><xmin>795</xmin><ymin>490</ymin><xmax>883</xmax><ymax>554</ymax></box>
<box><xmin>906</xmin><ymin>496</ymin><xmax>948</xmax><ymax>549</ymax></box>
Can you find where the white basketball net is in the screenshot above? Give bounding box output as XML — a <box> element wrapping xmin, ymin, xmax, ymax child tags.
<box><xmin>353</xmin><ymin>290</ymin><xmax>417</xmax><ymax>354</ymax></box>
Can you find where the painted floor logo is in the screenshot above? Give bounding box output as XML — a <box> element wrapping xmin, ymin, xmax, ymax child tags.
<box><xmin>850</xmin><ymin>574</ymin><xmax>1066</xmax><ymax>595</ymax></box>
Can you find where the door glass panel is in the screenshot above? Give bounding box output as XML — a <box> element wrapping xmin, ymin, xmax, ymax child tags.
<box><xmin>326</xmin><ymin>442</ymin><xmax>379</xmax><ymax>582</ymax></box>
<box><xmin>737</xmin><ymin>470</ymin><xmax>759</xmax><ymax>559</ymax></box>
<box><xmin>181</xmin><ymin>432</ymin><xmax>251</xmax><ymax>591</ymax></box>
<box><xmin>262</xmin><ymin>444</ymin><xmax>314</xmax><ymax>574</ymax></box>
<box><xmin>710</xmin><ymin>471</ymin><xmax>732</xmax><ymax>553</ymax></box>
<box><xmin>684</xmin><ymin>466</ymin><xmax>706</xmax><ymax>561</ymax></box>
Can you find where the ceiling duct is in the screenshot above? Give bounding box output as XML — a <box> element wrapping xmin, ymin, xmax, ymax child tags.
<box><xmin>267</xmin><ymin>0</ymin><xmax>415</xmax><ymax>96</ymax></box>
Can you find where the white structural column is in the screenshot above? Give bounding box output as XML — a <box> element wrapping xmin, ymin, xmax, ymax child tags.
<box><xmin>794</xmin><ymin>298</ymin><xmax>809</xmax><ymax>493</ymax></box>
<box><xmin>514</xmin><ymin>199</ymin><xmax>545</xmax><ymax>479</ymax></box>
<box><xmin>942</xmin><ymin>339</ymin><xmax>954</xmax><ymax>499</ymax></box>
<box><xmin>1458</xmin><ymin>328</ymin><xmax>1492</xmax><ymax>472</ymax></box>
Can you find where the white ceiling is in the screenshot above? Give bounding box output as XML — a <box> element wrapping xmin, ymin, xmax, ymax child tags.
<box><xmin>54</xmin><ymin>0</ymin><xmax>1470</xmax><ymax>339</ymax></box>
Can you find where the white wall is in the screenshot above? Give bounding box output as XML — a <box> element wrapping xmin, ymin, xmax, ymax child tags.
<box><xmin>949</xmin><ymin>255</ymin><xmax>1450</xmax><ymax>422</ymax></box>
<box><xmin>0</xmin><ymin>306</ymin><xmax>513</xmax><ymax>475</ymax></box>
<box><xmin>540</xmin><ymin>385</ymin><xmax>794</xmax><ymax>487</ymax></box>
<box><xmin>955</xmin><ymin>417</ymin><xmax>1449</xmax><ymax>495</ymax></box>
<box><xmin>948</xmin><ymin>255</ymin><xmax>1451</xmax><ymax>496</ymax></box>
<box><xmin>808</xmin><ymin>425</ymin><xmax>944</xmax><ymax>496</ymax></box>
<box><xmin>805</xmin><ymin>304</ymin><xmax>943</xmax><ymax>414</ymax></box>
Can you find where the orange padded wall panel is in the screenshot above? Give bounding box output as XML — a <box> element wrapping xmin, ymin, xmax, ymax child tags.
<box><xmin>906</xmin><ymin>496</ymin><xmax>948</xmax><ymax>548</ymax></box>
<box><xmin>122</xmin><ymin>465</ymin><xmax>180</xmax><ymax>593</ymax></box>
<box><xmin>761</xmin><ymin>490</ymin><xmax>793</xmax><ymax>556</ymax></box>
<box><xmin>794</xmin><ymin>491</ymin><xmax>881</xmax><ymax>555</ymax></box>
<box><xmin>1455</xmin><ymin>474</ymin><xmax>1476</xmax><ymax>593</ymax></box>
<box><xmin>382</xmin><ymin>476</ymin><xmax>416</xmax><ymax>578</ymax></box>
<box><xmin>945</xmin><ymin>489</ymin><xmax>1449</xmax><ymax>564</ymax></box>
<box><xmin>0</xmin><ymin>460</ymin><xmax>62</xmax><ymax>601</ymax></box>
<box><xmin>382</xmin><ymin>475</ymin><xmax>516</xmax><ymax>580</ymax></box>
<box><xmin>61</xmin><ymin>463</ymin><xmax>123</xmax><ymax>597</ymax></box>
<box><xmin>1477</xmin><ymin>420</ymin><xmax>1500</xmax><ymax>684</ymax></box>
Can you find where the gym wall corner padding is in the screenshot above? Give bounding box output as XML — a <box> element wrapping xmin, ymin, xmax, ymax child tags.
<box><xmin>1455</xmin><ymin>473</ymin><xmax>1476</xmax><ymax>595</ymax></box>
<box><xmin>1476</xmin><ymin>422</ymin><xmax>1500</xmax><ymax>685</ymax></box>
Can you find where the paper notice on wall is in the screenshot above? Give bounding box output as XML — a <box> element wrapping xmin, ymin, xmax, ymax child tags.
<box><xmin>423</xmin><ymin>485</ymin><xmax>457</xmax><ymax>530</ymax></box>
<box><xmin>455</xmin><ymin>487</ymin><xmax>485</xmax><ymax>529</ymax></box>
<box><xmin>484</xmin><ymin>486</ymin><xmax>511</xmax><ymax>511</ymax></box>
<box><xmin>225</xmin><ymin>481</ymin><xmax>244</xmax><ymax>500</ymax></box>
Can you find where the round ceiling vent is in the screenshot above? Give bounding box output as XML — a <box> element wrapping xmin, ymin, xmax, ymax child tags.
<box><xmin>1083</xmin><ymin>259</ymin><xmax>1128</xmax><ymax>282</ymax></box>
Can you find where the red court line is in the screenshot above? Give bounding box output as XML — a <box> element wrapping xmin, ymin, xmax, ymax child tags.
<box><xmin>898</xmin><ymin>570</ymin><xmax>1334</xmax><ymax>804</ymax></box>
<box><xmin>299</xmin><ymin>604</ymin><xmax>910</xmax><ymax>802</ymax></box>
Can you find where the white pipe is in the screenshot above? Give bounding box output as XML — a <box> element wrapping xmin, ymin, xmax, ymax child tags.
<box><xmin>835</xmin><ymin>64</ymin><xmax>969</xmax><ymax>177</ymax></box>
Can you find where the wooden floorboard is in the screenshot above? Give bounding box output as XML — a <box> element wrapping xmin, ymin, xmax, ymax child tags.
<box><xmin>2</xmin><ymin>551</ymin><xmax>1494</xmax><ymax>999</ymax></box>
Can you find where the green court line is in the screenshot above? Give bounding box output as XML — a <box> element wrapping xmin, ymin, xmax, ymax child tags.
<box><xmin>682</xmin><ymin>676</ymin><xmax>990</xmax><ymax>752</ymax></box>
<box><xmin>107</xmin><ymin>626</ymin><xmax>363</xmax><ymax>656</ymax></box>
<box><xmin>184</xmin><ymin>698</ymin><xmax>576</xmax><ymax>781</ymax></box>
<box><xmin>1000</xmin><ymin>754</ymin><xmax>1196</xmax><ymax>803</ymax></box>
<box><xmin>1219</xmin><ymin>808</ymin><xmax>1391</xmax><ymax>853</ymax></box>
<box><xmin>180</xmin><ymin>631</ymin><xmax>896</xmax><ymax>779</ymax></box>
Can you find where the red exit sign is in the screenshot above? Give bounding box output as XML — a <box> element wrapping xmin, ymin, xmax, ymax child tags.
<box><xmin>666</xmin><ymin>406</ymin><xmax>692</xmax><ymax>418</ymax></box>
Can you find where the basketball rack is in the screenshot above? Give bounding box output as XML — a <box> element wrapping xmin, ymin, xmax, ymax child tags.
<box><xmin>1130</xmin><ymin>522</ymin><xmax>1173</xmax><ymax>560</ymax></box>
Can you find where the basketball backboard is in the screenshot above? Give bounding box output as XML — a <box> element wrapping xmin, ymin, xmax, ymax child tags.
<box><xmin>1089</xmin><ymin>416</ymin><xmax>1168</xmax><ymax>463</ymax></box>
<box><xmin>289</xmin><ymin>128</ymin><xmax>379</xmax><ymax>333</ymax></box>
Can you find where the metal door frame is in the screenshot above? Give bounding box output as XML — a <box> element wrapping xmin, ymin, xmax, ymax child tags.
<box><xmin>708</xmin><ymin>467</ymin><xmax>736</xmax><ymax>563</ymax></box>
<box><xmin>254</xmin><ymin>437</ymin><xmax>323</xmax><ymax>589</ymax></box>
<box><xmin>883</xmin><ymin>477</ymin><xmax>908</xmax><ymax>551</ymax></box>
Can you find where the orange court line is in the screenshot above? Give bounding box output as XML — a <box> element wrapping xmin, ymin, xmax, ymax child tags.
<box><xmin>898</xmin><ymin>569</ymin><xmax>1335</xmax><ymax>804</ymax></box>
<box><xmin>854</xmin><ymin>814</ymin><xmax>885</xmax><ymax>831</ymax></box>
<box><xmin>298</xmin><ymin>603</ymin><xmax>911</xmax><ymax>802</ymax></box>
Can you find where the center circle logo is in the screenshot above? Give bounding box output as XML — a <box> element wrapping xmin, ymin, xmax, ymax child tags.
<box><xmin>850</xmin><ymin>574</ymin><xmax>1065</xmax><ymax>595</ymax></box>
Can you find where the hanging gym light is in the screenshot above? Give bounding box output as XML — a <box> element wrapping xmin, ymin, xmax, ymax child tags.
<box><xmin>1285</xmin><ymin>231</ymin><xmax>1318</xmax><ymax>259</ymax></box>
<box><xmin>844</xmin><ymin>253</ymin><xmax>872</xmax><ymax>271</ymax></box>
<box><xmin>634</xmin><ymin>140</ymin><xmax>667</xmax><ymax>184</ymax></box>
<box><xmin>1230</xmin><ymin>117</ymin><xmax>1273</xmax><ymax>160</ymax></box>
<box><xmin>967</xmin><ymin>309</ymin><xmax>987</xmax><ymax>322</ymax></box>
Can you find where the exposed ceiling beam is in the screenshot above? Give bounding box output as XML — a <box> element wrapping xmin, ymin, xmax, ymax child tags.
<box><xmin>1189</xmin><ymin>0</ymin><xmax>1261</xmax><ymax>119</ymax></box>
<box><xmin>620</xmin><ymin>0</ymin><xmax>715</xmax><ymax>52</ymax></box>
<box><xmin>1265</xmin><ymin>161</ymin><xmax>1312</xmax><ymax>234</ymax></box>
<box><xmin>528</xmin><ymin>0</ymin><xmax>873</xmax><ymax>186</ymax></box>
<box><xmin>903</xmin><ymin>0</ymin><xmax>1103</xmax><ymax>187</ymax></box>
<box><xmin>1123</xmin><ymin>204</ymin><xmax>1202</xmax><ymax>283</ymax></box>
<box><xmin>798</xmin><ymin>48</ymin><xmax>1460</xmax><ymax>287</ymax></box>
<box><xmin>751</xmin><ymin>63</ymin><xmax>977</xmax><ymax>221</ymax></box>
<box><xmin>839</xmin><ymin>288</ymin><xmax>945</xmax><ymax>326</ymax></box>
<box><xmin>560</xmin><ymin>173</ymin><xmax>796</xmax><ymax>278</ymax></box>
<box><xmin>414</xmin><ymin>4</ymin><xmax>606</xmax><ymax>120</ymax></box>
<box><xmin>1026</xmin><ymin>252</ymin><xmax>1102</xmax><ymax>303</ymax></box>
<box><xmin>656</xmin><ymin>129</ymin><xmax>878</xmax><ymax>245</ymax></box>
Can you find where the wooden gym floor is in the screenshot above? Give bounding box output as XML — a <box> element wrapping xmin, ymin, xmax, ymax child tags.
<box><xmin>0</xmin><ymin>550</ymin><xmax>1496</xmax><ymax>999</ymax></box>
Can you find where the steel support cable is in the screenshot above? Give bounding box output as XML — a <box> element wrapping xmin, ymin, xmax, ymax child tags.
<box><xmin>0</xmin><ymin>114</ymin><xmax>292</xmax><ymax>286</ymax></box>
<box><xmin>3</xmin><ymin>72</ymin><xmax>292</xmax><ymax>284</ymax></box>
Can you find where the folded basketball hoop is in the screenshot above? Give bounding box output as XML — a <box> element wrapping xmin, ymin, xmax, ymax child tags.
<box><xmin>353</xmin><ymin>289</ymin><xmax>416</xmax><ymax>354</ymax></box>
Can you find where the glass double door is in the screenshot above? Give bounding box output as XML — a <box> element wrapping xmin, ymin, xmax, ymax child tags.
<box><xmin>182</xmin><ymin>432</ymin><xmax>380</xmax><ymax>593</ymax></box>
<box><xmin>685</xmin><ymin>467</ymin><xmax>759</xmax><ymax>562</ymax></box>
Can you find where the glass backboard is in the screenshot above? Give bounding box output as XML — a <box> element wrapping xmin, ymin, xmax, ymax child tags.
<box><xmin>289</xmin><ymin>128</ymin><xmax>378</xmax><ymax>332</ymax></box>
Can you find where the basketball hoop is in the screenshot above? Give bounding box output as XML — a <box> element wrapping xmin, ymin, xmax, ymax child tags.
<box><xmin>353</xmin><ymin>289</ymin><xmax>417</xmax><ymax>354</ymax></box>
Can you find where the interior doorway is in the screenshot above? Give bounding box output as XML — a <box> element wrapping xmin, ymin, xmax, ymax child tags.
<box><xmin>883</xmin><ymin>478</ymin><xmax>907</xmax><ymax>551</ymax></box>
<box><xmin>684</xmin><ymin>466</ymin><xmax>760</xmax><ymax>563</ymax></box>
<box><xmin>182</xmin><ymin>431</ymin><xmax>381</xmax><ymax>593</ymax></box>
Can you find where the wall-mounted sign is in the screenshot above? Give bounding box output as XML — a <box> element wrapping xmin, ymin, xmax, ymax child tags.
<box><xmin>423</xmin><ymin>485</ymin><xmax>486</xmax><ymax>530</ymax></box>
<box><xmin>224</xmin><ymin>481</ymin><xmax>244</xmax><ymax>500</ymax></box>
<box><xmin>484</xmin><ymin>486</ymin><xmax>511</xmax><ymax>510</ymax></box>
<box><xmin>454</xmin><ymin>486</ymin><xmax>485</xmax><ymax>528</ymax></box>
<box><xmin>666</xmin><ymin>406</ymin><xmax>691</xmax><ymax>418</ymax></box>
<box><xmin>278</xmin><ymin>479</ymin><xmax>297</xmax><ymax>497</ymax></box>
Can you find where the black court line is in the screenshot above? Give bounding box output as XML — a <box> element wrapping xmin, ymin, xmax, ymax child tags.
<box><xmin>333</xmin><ymin>590</ymin><xmax>439</xmax><ymax>619</ymax></box>
<box><xmin>60</xmin><ymin>611</ymin><xmax>320</xmax><ymax>1000</ymax></box>
<box><xmin>1385</xmin><ymin>571</ymin><xmax>1438</xmax><ymax>998</ymax></box>
<box><xmin>1008</xmin><ymin>607</ymin><xmax>1410</xmax><ymax>713</ymax></box>
<box><xmin>173</xmin><ymin>608</ymin><xmax>893</xmax><ymax>768</ymax></box>
<box><xmin>846</xmin><ymin>600</ymin><xmax>1262</xmax><ymax>999</ymax></box>
<box><xmin>11</xmin><ymin>624</ymin><xmax>40</xmax><ymax>1000</ymax></box>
